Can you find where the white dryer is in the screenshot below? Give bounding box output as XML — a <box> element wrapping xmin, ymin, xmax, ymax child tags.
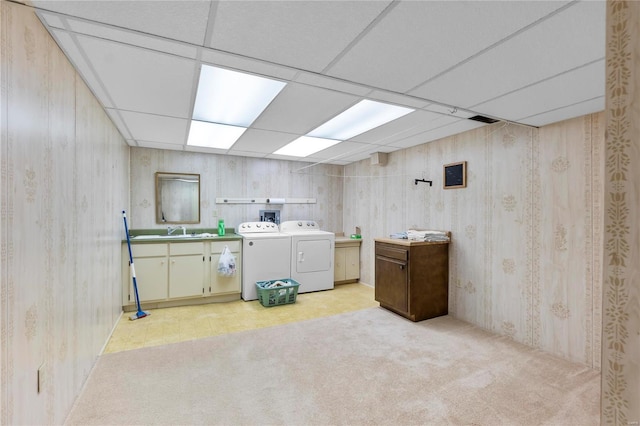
<box><xmin>236</xmin><ymin>221</ymin><xmax>291</xmax><ymax>301</ymax></box>
<box><xmin>280</xmin><ymin>220</ymin><xmax>335</xmax><ymax>294</ymax></box>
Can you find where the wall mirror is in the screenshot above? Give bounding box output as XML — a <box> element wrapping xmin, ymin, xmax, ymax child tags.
<box><xmin>155</xmin><ymin>172</ymin><xmax>200</xmax><ymax>224</ymax></box>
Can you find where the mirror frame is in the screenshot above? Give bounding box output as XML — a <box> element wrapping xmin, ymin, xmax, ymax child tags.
<box><xmin>155</xmin><ymin>172</ymin><xmax>201</xmax><ymax>224</ymax></box>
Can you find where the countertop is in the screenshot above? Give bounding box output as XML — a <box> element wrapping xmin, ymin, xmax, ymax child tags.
<box><xmin>374</xmin><ymin>237</ymin><xmax>449</xmax><ymax>246</ymax></box>
<box><xmin>335</xmin><ymin>236</ymin><xmax>362</xmax><ymax>245</ymax></box>
<box><xmin>124</xmin><ymin>228</ymin><xmax>241</xmax><ymax>243</ymax></box>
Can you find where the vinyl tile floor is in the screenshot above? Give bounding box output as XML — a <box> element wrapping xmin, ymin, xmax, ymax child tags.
<box><xmin>104</xmin><ymin>283</ymin><xmax>378</xmax><ymax>354</ymax></box>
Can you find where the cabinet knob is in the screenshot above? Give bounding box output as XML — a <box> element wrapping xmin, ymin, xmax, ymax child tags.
<box><xmin>399</xmin><ymin>265</ymin><xmax>404</xmax><ymax>270</ymax></box>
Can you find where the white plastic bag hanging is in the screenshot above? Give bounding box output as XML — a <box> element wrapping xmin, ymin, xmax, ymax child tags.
<box><xmin>217</xmin><ymin>245</ymin><xmax>236</xmax><ymax>277</ymax></box>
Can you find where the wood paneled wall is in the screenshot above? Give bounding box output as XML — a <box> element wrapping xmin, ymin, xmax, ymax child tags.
<box><xmin>344</xmin><ymin>113</ymin><xmax>605</xmax><ymax>369</ymax></box>
<box><xmin>0</xmin><ymin>2</ymin><xmax>129</xmax><ymax>424</ymax></box>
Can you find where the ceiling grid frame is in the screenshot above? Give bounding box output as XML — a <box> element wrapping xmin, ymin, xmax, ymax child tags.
<box><xmin>29</xmin><ymin>0</ymin><xmax>605</xmax><ymax>165</ymax></box>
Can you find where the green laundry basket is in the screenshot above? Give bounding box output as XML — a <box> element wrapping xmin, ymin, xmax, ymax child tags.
<box><xmin>255</xmin><ymin>279</ymin><xmax>300</xmax><ymax>307</ymax></box>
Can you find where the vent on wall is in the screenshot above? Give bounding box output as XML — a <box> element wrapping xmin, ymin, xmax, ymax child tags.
<box><xmin>370</xmin><ymin>152</ymin><xmax>388</xmax><ymax>166</ymax></box>
<box><xmin>468</xmin><ymin>115</ymin><xmax>500</xmax><ymax>124</ymax></box>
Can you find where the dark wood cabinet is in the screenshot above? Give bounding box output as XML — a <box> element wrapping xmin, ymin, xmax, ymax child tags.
<box><xmin>375</xmin><ymin>238</ymin><xmax>449</xmax><ymax>322</ymax></box>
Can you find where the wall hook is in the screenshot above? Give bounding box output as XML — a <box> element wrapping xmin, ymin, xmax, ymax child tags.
<box><xmin>414</xmin><ymin>179</ymin><xmax>432</xmax><ymax>186</ymax></box>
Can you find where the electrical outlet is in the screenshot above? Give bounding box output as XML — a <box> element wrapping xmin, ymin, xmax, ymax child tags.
<box><xmin>37</xmin><ymin>363</ymin><xmax>45</xmax><ymax>393</ymax></box>
<box><xmin>212</xmin><ymin>210</ymin><xmax>218</xmax><ymax>218</ymax></box>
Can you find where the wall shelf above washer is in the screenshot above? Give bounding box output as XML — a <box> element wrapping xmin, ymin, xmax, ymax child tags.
<box><xmin>215</xmin><ymin>197</ymin><xmax>316</xmax><ymax>204</ymax></box>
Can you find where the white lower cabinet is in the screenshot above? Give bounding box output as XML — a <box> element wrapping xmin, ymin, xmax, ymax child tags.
<box><xmin>125</xmin><ymin>243</ymin><xmax>169</xmax><ymax>303</ymax></box>
<box><xmin>122</xmin><ymin>239</ymin><xmax>242</xmax><ymax>308</ymax></box>
<box><xmin>169</xmin><ymin>242</ymin><xmax>205</xmax><ymax>299</ymax></box>
<box><xmin>208</xmin><ymin>241</ymin><xmax>241</xmax><ymax>295</ymax></box>
<box><xmin>334</xmin><ymin>240</ymin><xmax>361</xmax><ymax>283</ymax></box>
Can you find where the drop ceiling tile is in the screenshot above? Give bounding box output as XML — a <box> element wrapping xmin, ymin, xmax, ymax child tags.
<box><xmin>308</xmin><ymin>141</ymin><xmax>375</xmax><ymax>163</ymax></box>
<box><xmin>518</xmin><ymin>97</ymin><xmax>604</xmax><ymax>127</ymax></box>
<box><xmin>266</xmin><ymin>153</ymin><xmax>318</xmax><ymax>164</ymax></box>
<box><xmin>474</xmin><ymin>60</ymin><xmax>604</xmax><ymax>124</ymax></box>
<box><xmin>252</xmin><ymin>83</ymin><xmax>360</xmax><ymax>134</ymax></box>
<box><xmin>49</xmin><ymin>29</ymin><xmax>113</xmax><ymax>107</ymax></box>
<box><xmin>423</xmin><ymin>104</ymin><xmax>477</xmax><ymax>119</ymax></box>
<box><xmin>336</xmin><ymin>145</ymin><xmax>397</xmax><ymax>163</ymax></box>
<box><xmin>105</xmin><ymin>109</ymin><xmax>132</xmax><ymax>140</ymax></box>
<box><xmin>184</xmin><ymin>145</ymin><xmax>228</xmax><ymax>155</ymax></box>
<box><xmin>410</xmin><ymin>1</ymin><xmax>605</xmax><ymax>109</ymax></box>
<box><xmin>200</xmin><ymin>50</ymin><xmax>299</xmax><ymax>82</ymax></box>
<box><xmin>326</xmin><ymin>0</ymin><xmax>570</xmax><ymax>93</ymax></box>
<box><xmin>64</xmin><ymin>17</ymin><xmax>199</xmax><ymax>59</ymax></box>
<box><xmin>224</xmin><ymin>150</ymin><xmax>268</xmax><ymax>159</ymax></box>
<box><xmin>351</xmin><ymin>111</ymin><xmax>460</xmax><ymax>144</ymax></box>
<box><xmin>37</xmin><ymin>11</ymin><xmax>65</xmax><ymax>28</ymax></box>
<box><xmin>350</xmin><ymin>110</ymin><xmax>448</xmax><ymax>145</ymax></box>
<box><xmin>209</xmin><ymin>1</ymin><xmax>392</xmax><ymax>72</ymax></box>
<box><xmin>32</xmin><ymin>0</ymin><xmax>211</xmax><ymax>45</ymax></box>
<box><xmin>294</xmin><ymin>72</ymin><xmax>372</xmax><ymax>97</ymax></box>
<box><xmin>367</xmin><ymin>90</ymin><xmax>430</xmax><ymax>109</ymax></box>
<box><xmin>75</xmin><ymin>34</ymin><xmax>197</xmax><ymax>118</ymax></box>
<box><xmin>137</xmin><ymin>140</ymin><xmax>185</xmax><ymax>151</ymax></box>
<box><xmin>117</xmin><ymin>110</ymin><xmax>189</xmax><ymax>145</ymax></box>
<box><xmin>388</xmin><ymin>120</ymin><xmax>486</xmax><ymax>149</ymax></box>
<box><xmin>228</xmin><ymin>129</ymin><xmax>297</xmax><ymax>155</ymax></box>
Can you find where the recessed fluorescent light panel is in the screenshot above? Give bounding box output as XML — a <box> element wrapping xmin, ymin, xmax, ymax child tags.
<box><xmin>308</xmin><ymin>99</ymin><xmax>414</xmax><ymax>140</ymax></box>
<box><xmin>274</xmin><ymin>136</ymin><xmax>341</xmax><ymax>157</ymax></box>
<box><xmin>192</xmin><ymin>65</ymin><xmax>286</xmax><ymax>126</ymax></box>
<box><xmin>188</xmin><ymin>65</ymin><xmax>285</xmax><ymax>148</ymax></box>
<box><xmin>187</xmin><ymin>120</ymin><xmax>247</xmax><ymax>149</ymax></box>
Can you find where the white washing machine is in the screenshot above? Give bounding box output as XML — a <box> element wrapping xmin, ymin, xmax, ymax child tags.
<box><xmin>236</xmin><ymin>221</ymin><xmax>291</xmax><ymax>301</ymax></box>
<box><xmin>280</xmin><ymin>220</ymin><xmax>335</xmax><ymax>294</ymax></box>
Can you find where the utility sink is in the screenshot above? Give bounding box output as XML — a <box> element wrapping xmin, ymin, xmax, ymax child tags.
<box><xmin>132</xmin><ymin>233</ymin><xmax>218</xmax><ymax>240</ymax></box>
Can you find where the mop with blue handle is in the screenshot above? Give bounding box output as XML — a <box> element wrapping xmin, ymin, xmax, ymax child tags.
<box><xmin>122</xmin><ymin>211</ymin><xmax>149</xmax><ymax>320</ymax></box>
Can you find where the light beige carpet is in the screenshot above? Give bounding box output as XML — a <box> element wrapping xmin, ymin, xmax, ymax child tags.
<box><xmin>65</xmin><ymin>308</ymin><xmax>600</xmax><ymax>425</ymax></box>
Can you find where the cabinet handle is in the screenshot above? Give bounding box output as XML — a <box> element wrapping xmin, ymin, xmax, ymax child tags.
<box><xmin>399</xmin><ymin>265</ymin><xmax>404</xmax><ymax>270</ymax></box>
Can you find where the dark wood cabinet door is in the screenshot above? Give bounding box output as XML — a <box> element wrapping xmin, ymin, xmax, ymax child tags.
<box><xmin>375</xmin><ymin>255</ymin><xmax>408</xmax><ymax>312</ymax></box>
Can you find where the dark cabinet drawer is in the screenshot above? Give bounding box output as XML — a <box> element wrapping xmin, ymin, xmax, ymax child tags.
<box><xmin>375</xmin><ymin>244</ymin><xmax>407</xmax><ymax>261</ymax></box>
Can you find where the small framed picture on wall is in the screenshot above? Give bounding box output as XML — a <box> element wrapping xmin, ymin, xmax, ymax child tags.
<box><xmin>443</xmin><ymin>161</ymin><xmax>467</xmax><ymax>189</ymax></box>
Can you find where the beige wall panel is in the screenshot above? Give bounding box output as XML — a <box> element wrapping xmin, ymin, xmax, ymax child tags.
<box><xmin>445</xmin><ymin>130</ymin><xmax>488</xmax><ymax>328</ymax></box>
<box><xmin>46</xmin><ymin>30</ymin><xmax>77</xmax><ymax>422</ymax></box>
<box><xmin>0</xmin><ymin>2</ymin><xmax>128</xmax><ymax>424</ymax></box>
<box><xmin>4</xmin><ymin>3</ymin><xmax>50</xmax><ymax>423</ymax></box>
<box><xmin>538</xmin><ymin>116</ymin><xmax>593</xmax><ymax>364</ymax></box>
<box><xmin>491</xmin><ymin>125</ymin><xmax>535</xmax><ymax>346</ymax></box>
<box><xmin>590</xmin><ymin>112</ymin><xmax>604</xmax><ymax>371</ymax></box>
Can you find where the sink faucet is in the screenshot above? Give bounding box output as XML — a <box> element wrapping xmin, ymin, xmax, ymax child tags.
<box><xmin>167</xmin><ymin>225</ymin><xmax>186</xmax><ymax>236</ymax></box>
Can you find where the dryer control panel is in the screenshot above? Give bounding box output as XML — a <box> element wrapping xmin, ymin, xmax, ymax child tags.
<box><xmin>280</xmin><ymin>220</ymin><xmax>319</xmax><ymax>232</ymax></box>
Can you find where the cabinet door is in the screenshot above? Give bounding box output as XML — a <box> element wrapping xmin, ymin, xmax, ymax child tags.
<box><xmin>334</xmin><ymin>247</ymin><xmax>346</xmax><ymax>281</ymax></box>
<box><xmin>132</xmin><ymin>257</ymin><xmax>168</xmax><ymax>302</ymax></box>
<box><xmin>169</xmin><ymin>255</ymin><xmax>205</xmax><ymax>298</ymax></box>
<box><xmin>375</xmin><ymin>255</ymin><xmax>408</xmax><ymax>312</ymax></box>
<box><xmin>344</xmin><ymin>247</ymin><xmax>360</xmax><ymax>280</ymax></box>
<box><xmin>210</xmin><ymin>251</ymin><xmax>241</xmax><ymax>295</ymax></box>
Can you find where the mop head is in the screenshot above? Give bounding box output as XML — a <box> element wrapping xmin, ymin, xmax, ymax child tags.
<box><xmin>129</xmin><ymin>311</ymin><xmax>150</xmax><ymax>321</ymax></box>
